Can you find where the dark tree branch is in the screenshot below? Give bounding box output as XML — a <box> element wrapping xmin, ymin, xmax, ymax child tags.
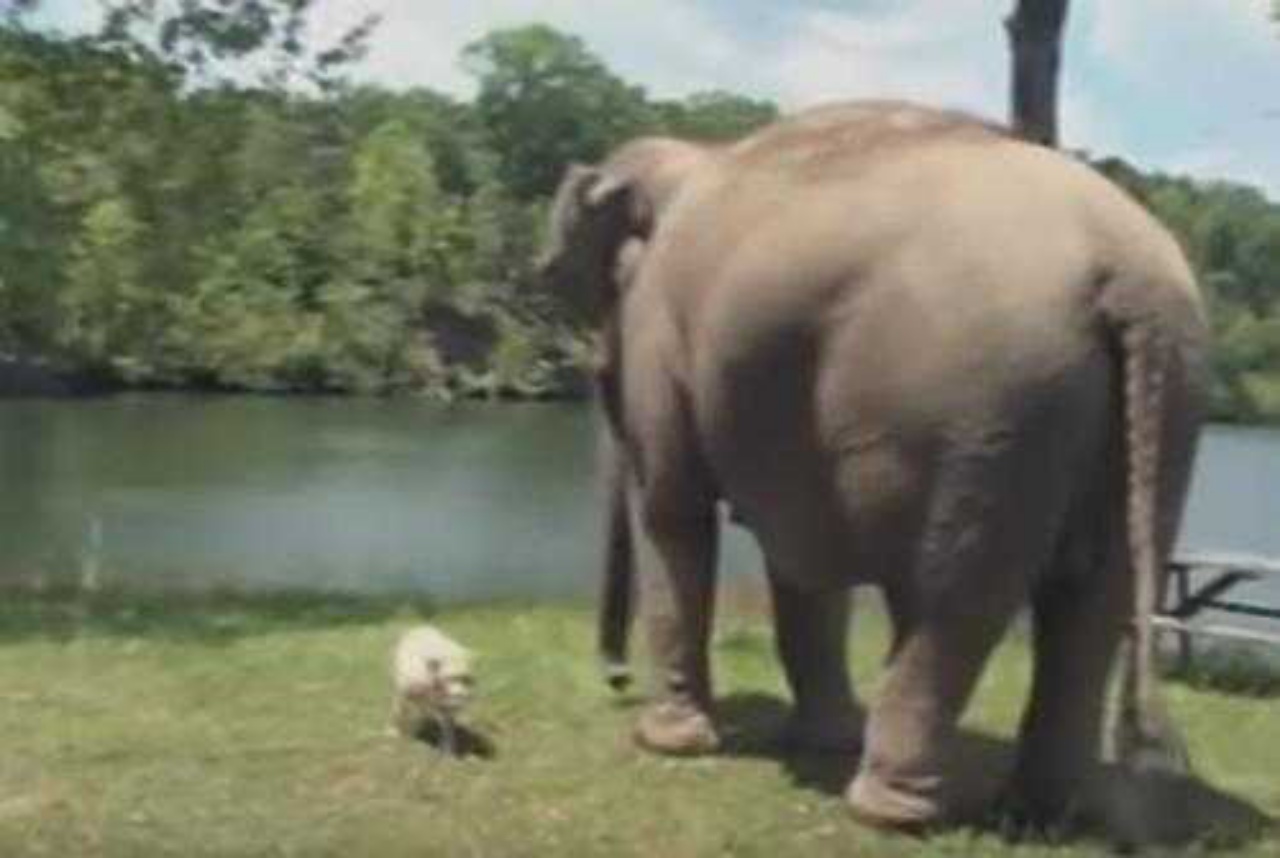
<box><xmin>1005</xmin><ymin>0</ymin><xmax>1070</xmax><ymax>147</ymax></box>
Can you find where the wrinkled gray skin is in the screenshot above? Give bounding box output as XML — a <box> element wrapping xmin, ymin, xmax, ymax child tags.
<box><xmin>540</xmin><ymin>101</ymin><xmax>1208</xmax><ymax>832</ymax></box>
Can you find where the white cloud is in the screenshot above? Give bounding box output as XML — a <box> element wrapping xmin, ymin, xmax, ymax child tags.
<box><xmin>317</xmin><ymin>0</ymin><xmax>1016</xmax><ymax>116</ymax></box>
<box><xmin>312</xmin><ymin>0</ymin><xmax>741</xmax><ymax>99</ymax></box>
<box><xmin>1091</xmin><ymin>0</ymin><xmax>1273</xmax><ymax>79</ymax></box>
<box><xmin>765</xmin><ymin>4</ymin><xmax>1003</xmax><ymax>115</ymax></box>
<box><xmin>307</xmin><ymin>0</ymin><xmax>1280</xmax><ymax>198</ymax></box>
<box><xmin>30</xmin><ymin>0</ymin><xmax>102</xmax><ymax>32</ymax></box>
<box><xmin>21</xmin><ymin>0</ymin><xmax>1280</xmax><ymax>197</ymax></box>
<box><xmin>1080</xmin><ymin>0</ymin><xmax>1280</xmax><ymax>197</ymax></box>
<box><xmin>1060</xmin><ymin>87</ymin><xmax>1118</xmax><ymax>152</ymax></box>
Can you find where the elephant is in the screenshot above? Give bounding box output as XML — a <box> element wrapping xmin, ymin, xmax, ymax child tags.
<box><xmin>538</xmin><ymin>100</ymin><xmax>1209</xmax><ymax>831</ymax></box>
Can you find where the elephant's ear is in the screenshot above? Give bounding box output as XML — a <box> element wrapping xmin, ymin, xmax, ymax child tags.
<box><xmin>585</xmin><ymin>172</ymin><xmax>626</xmax><ymax>207</ymax></box>
<box><xmin>549</xmin><ymin>164</ymin><xmax>599</xmax><ymax>225</ymax></box>
<box><xmin>564</xmin><ymin>163</ymin><xmax>600</xmax><ymax>202</ymax></box>
<box><xmin>541</xmin><ymin>163</ymin><xmax>650</xmax><ymax>324</ymax></box>
<box><xmin>585</xmin><ymin>172</ymin><xmax>653</xmax><ymax>240</ymax></box>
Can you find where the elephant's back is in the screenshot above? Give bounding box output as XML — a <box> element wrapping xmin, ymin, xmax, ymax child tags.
<box><xmin>634</xmin><ymin>104</ymin><xmax>1203</xmax><ymax>581</ymax></box>
<box><xmin>664</xmin><ymin>137</ymin><xmax>1106</xmax><ymax>395</ymax></box>
<box><xmin>721</xmin><ymin>100</ymin><xmax>1008</xmax><ymax>188</ymax></box>
<box><xmin>654</xmin><ymin>107</ymin><xmax>1202</xmax><ymax>392</ymax></box>
<box><xmin>651</xmin><ymin>112</ymin><xmax>1188</xmax><ymax>585</ymax></box>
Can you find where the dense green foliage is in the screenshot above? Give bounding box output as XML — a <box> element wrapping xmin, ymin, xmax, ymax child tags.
<box><xmin>0</xmin><ymin>10</ymin><xmax>776</xmax><ymax>398</ymax></box>
<box><xmin>1</xmin><ymin>4</ymin><xmax>1277</xmax><ymax>420</ymax></box>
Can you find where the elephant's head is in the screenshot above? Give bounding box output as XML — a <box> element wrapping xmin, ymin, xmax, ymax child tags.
<box><xmin>538</xmin><ymin>163</ymin><xmax>651</xmax><ymax>325</ymax></box>
<box><xmin>538</xmin><ymin>137</ymin><xmax>710</xmax><ymax>324</ymax></box>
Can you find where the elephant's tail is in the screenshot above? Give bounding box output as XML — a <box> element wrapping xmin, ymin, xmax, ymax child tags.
<box><xmin>1112</xmin><ymin>322</ymin><xmax>1190</xmax><ymax>775</ymax></box>
<box><xmin>598</xmin><ymin>440</ymin><xmax>635</xmax><ymax>692</ymax></box>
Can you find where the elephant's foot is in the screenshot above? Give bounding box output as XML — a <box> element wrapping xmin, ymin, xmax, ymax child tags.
<box><xmin>845</xmin><ymin>770</ymin><xmax>946</xmax><ymax>833</ymax></box>
<box><xmin>635</xmin><ymin>700</ymin><xmax>720</xmax><ymax>756</ymax></box>
<box><xmin>780</xmin><ymin>707</ymin><xmax>865</xmax><ymax>754</ymax></box>
<box><xmin>1000</xmin><ymin>759</ymin><xmax>1098</xmax><ymax>833</ymax></box>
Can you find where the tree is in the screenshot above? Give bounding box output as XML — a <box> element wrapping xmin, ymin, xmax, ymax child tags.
<box><xmin>463</xmin><ymin>25</ymin><xmax>649</xmax><ymax>199</ymax></box>
<box><xmin>92</xmin><ymin>0</ymin><xmax>379</xmax><ymax>91</ymax></box>
<box><xmin>157</xmin><ymin>101</ymin><xmax>334</xmax><ymax>389</ymax></box>
<box><xmin>311</xmin><ymin>278</ymin><xmax>440</xmax><ymax>394</ymax></box>
<box><xmin>0</xmin><ymin>68</ymin><xmax>59</xmax><ymax>351</ymax></box>
<box><xmin>310</xmin><ymin>118</ymin><xmax>469</xmax><ymax>393</ymax></box>
<box><xmin>0</xmin><ymin>26</ymin><xmax>178</xmax><ymax>357</ymax></box>
<box><xmin>651</xmin><ymin>91</ymin><xmax>777</xmax><ymax>142</ymax></box>
<box><xmin>5</xmin><ymin>11</ymin><xmax>1280</xmax><ymax>413</ymax></box>
<box><xmin>461</xmin><ymin>180</ymin><xmax>541</xmax><ymax>308</ymax></box>
<box><xmin>57</xmin><ymin>197</ymin><xmax>153</xmax><ymax>377</ymax></box>
<box><xmin>334</xmin><ymin>87</ymin><xmax>484</xmax><ymax>197</ymax></box>
<box><xmin>1005</xmin><ymin>0</ymin><xmax>1070</xmax><ymax>146</ymax></box>
<box><xmin>346</xmin><ymin>118</ymin><xmax>457</xmax><ymax>302</ymax></box>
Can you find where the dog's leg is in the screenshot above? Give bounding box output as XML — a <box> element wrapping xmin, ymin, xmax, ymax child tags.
<box><xmin>439</xmin><ymin>715</ymin><xmax>458</xmax><ymax>756</ymax></box>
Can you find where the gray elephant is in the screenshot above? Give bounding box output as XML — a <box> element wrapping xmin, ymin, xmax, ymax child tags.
<box><xmin>539</xmin><ymin>101</ymin><xmax>1208</xmax><ymax>831</ymax></box>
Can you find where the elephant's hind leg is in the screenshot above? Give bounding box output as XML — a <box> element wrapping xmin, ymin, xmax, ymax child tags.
<box><xmin>847</xmin><ymin>444</ymin><xmax>1053</xmax><ymax>830</ymax></box>
<box><xmin>768</xmin><ymin>575</ymin><xmax>864</xmax><ymax>752</ymax></box>
<box><xmin>1010</xmin><ymin>400</ymin><xmax>1198</xmax><ymax>834</ymax></box>
<box><xmin>1007</xmin><ymin>510</ymin><xmax>1125</xmax><ymax>829</ymax></box>
<box><xmin>848</xmin><ymin>580</ymin><xmax>1024</xmax><ymax>830</ymax></box>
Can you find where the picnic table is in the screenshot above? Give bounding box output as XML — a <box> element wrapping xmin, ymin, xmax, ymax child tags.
<box><xmin>1155</xmin><ymin>550</ymin><xmax>1280</xmax><ymax>670</ymax></box>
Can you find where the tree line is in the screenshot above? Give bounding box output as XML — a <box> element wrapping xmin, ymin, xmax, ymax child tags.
<box><xmin>1</xmin><ymin>4</ymin><xmax>1278</xmax><ymax>422</ymax></box>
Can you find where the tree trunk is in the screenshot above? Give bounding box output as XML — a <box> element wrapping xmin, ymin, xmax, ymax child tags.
<box><xmin>1005</xmin><ymin>0</ymin><xmax>1070</xmax><ymax>147</ymax></box>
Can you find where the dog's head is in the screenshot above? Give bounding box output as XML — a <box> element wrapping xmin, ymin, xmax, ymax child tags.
<box><xmin>424</xmin><ymin>656</ymin><xmax>474</xmax><ymax>711</ymax></box>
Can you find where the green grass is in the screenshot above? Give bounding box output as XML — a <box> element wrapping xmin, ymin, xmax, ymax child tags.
<box><xmin>0</xmin><ymin>588</ymin><xmax>1276</xmax><ymax>857</ymax></box>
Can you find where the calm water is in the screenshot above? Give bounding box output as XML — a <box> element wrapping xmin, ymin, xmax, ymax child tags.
<box><xmin>0</xmin><ymin>396</ymin><xmax>1277</xmax><ymax>606</ymax></box>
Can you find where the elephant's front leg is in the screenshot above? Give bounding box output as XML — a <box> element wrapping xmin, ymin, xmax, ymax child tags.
<box><xmin>632</xmin><ymin>486</ymin><xmax>721</xmax><ymax>755</ymax></box>
<box><xmin>620</xmin><ymin>315</ymin><xmax>721</xmax><ymax>755</ymax></box>
<box><xmin>769</xmin><ymin>575</ymin><xmax>864</xmax><ymax>752</ymax></box>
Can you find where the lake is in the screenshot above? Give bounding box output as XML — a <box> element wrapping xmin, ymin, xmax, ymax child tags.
<box><xmin>0</xmin><ymin>396</ymin><xmax>1277</xmax><ymax>608</ymax></box>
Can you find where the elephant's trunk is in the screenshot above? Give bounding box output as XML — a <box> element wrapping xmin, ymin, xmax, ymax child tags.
<box><xmin>598</xmin><ymin>432</ymin><xmax>635</xmax><ymax>692</ymax></box>
<box><xmin>1112</xmin><ymin>323</ymin><xmax>1190</xmax><ymax>775</ymax></box>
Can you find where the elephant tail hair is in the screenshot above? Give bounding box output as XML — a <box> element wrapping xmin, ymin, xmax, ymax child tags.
<box><xmin>598</xmin><ymin>440</ymin><xmax>635</xmax><ymax>693</ymax></box>
<box><xmin>1112</xmin><ymin>322</ymin><xmax>1190</xmax><ymax>776</ymax></box>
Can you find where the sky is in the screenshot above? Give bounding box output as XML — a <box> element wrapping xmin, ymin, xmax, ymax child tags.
<box><xmin>32</xmin><ymin>0</ymin><xmax>1280</xmax><ymax>199</ymax></box>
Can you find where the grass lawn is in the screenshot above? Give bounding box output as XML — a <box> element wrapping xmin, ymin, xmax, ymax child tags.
<box><xmin>1</xmin><ymin>587</ymin><xmax>1276</xmax><ymax>857</ymax></box>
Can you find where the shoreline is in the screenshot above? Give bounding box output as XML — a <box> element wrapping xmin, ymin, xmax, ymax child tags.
<box><xmin>3</xmin><ymin>365</ymin><xmax>1277</xmax><ymax>429</ymax></box>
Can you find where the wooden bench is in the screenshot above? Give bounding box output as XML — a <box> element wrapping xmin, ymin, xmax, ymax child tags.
<box><xmin>1156</xmin><ymin>551</ymin><xmax>1280</xmax><ymax>671</ymax></box>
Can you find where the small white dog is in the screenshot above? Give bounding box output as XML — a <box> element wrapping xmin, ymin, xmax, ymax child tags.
<box><xmin>390</xmin><ymin>624</ymin><xmax>474</xmax><ymax>754</ymax></box>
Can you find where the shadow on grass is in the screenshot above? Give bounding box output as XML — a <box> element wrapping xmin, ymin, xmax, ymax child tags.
<box><xmin>0</xmin><ymin>585</ymin><xmax>436</xmax><ymax>645</ymax></box>
<box><xmin>716</xmin><ymin>692</ymin><xmax>1274</xmax><ymax>851</ymax></box>
<box><xmin>410</xmin><ymin>720</ymin><xmax>497</xmax><ymax>760</ymax></box>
